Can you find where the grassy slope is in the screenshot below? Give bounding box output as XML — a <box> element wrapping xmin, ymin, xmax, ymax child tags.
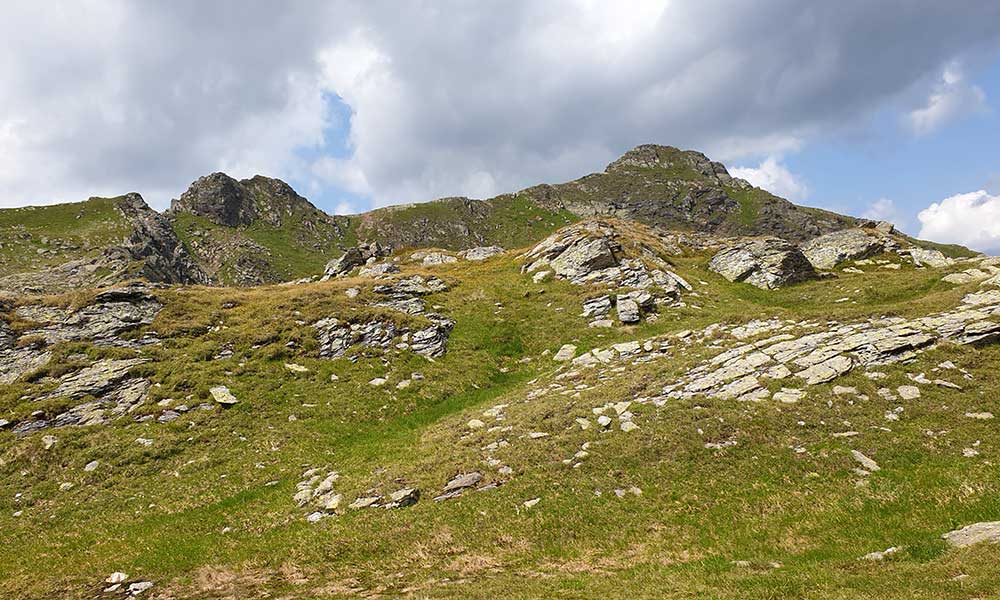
<box><xmin>0</xmin><ymin>197</ymin><xmax>130</xmax><ymax>277</ymax></box>
<box><xmin>170</xmin><ymin>212</ymin><xmax>357</xmax><ymax>285</ymax></box>
<box><xmin>360</xmin><ymin>195</ymin><xmax>578</xmax><ymax>251</ymax></box>
<box><xmin>1</xmin><ymin>245</ymin><xmax>998</xmax><ymax>598</ymax></box>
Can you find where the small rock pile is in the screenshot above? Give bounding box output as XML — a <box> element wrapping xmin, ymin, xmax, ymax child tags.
<box><xmin>522</xmin><ymin>220</ymin><xmax>692</xmax><ymax>324</ymax></box>
<box><xmin>314</xmin><ymin>275</ymin><xmax>455</xmax><ymax>359</ymax></box>
<box><xmin>321</xmin><ymin>241</ymin><xmax>391</xmax><ymax>280</ymax></box>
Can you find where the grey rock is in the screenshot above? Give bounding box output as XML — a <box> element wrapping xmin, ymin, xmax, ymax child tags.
<box><xmin>616</xmin><ymin>298</ymin><xmax>640</xmax><ymax>324</ymax></box>
<box><xmin>444</xmin><ymin>472</ymin><xmax>483</xmax><ymax>493</ymax></box>
<box><xmin>210</xmin><ymin>386</ymin><xmax>239</xmax><ymax>406</ymax></box>
<box><xmin>461</xmin><ymin>246</ymin><xmax>504</xmax><ymax>261</ymax></box>
<box><xmin>708</xmin><ymin>238</ymin><xmax>818</xmax><ymax>289</ymax></box>
<box><xmin>384</xmin><ymin>487</ymin><xmax>420</xmax><ymax>508</ymax></box>
<box><xmin>942</xmin><ymin>522</ymin><xmax>1000</xmax><ymax>548</ymax></box>
<box><xmin>801</xmin><ymin>229</ymin><xmax>888</xmax><ymax>270</ymax></box>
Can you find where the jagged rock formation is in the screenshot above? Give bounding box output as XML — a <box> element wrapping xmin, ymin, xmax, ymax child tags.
<box><xmin>523</xmin><ymin>220</ymin><xmax>692</xmax><ymax>324</ymax></box>
<box><xmin>708</xmin><ymin>238</ymin><xmax>818</xmax><ymax>289</ymax></box>
<box><xmin>321</xmin><ymin>242</ymin><xmax>391</xmax><ymax>280</ymax></box>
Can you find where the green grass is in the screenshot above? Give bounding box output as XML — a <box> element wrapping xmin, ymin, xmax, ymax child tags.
<box><xmin>0</xmin><ymin>238</ymin><xmax>998</xmax><ymax>598</ymax></box>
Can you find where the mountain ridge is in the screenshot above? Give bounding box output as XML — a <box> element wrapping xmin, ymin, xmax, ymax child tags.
<box><xmin>0</xmin><ymin>144</ymin><xmax>979</xmax><ymax>292</ymax></box>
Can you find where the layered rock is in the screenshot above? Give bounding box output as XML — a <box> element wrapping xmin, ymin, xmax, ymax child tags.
<box><xmin>523</xmin><ymin>220</ymin><xmax>691</xmax><ymax>323</ymax></box>
<box><xmin>321</xmin><ymin>242</ymin><xmax>391</xmax><ymax>280</ymax></box>
<box><xmin>0</xmin><ymin>284</ymin><xmax>161</xmax><ymax>386</ymax></box>
<box><xmin>801</xmin><ymin>228</ymin><xmax>894</xmax><ymax>270</ymax></box>
<box><xmin>314</xmin><ymin>275</ymin><xmax>454</xmax><ymax>359</ymax></box>
<box><xmin>708</xmin><ymin>238</ymin><xmax>818</xmax><ymax>289</ymax></box>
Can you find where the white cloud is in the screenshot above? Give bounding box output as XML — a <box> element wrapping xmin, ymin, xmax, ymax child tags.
<box><xmin>1</xmin><ymin>2</ymin><xmax>1000</xmax><ymax>212</ymax></box>
<box><xmin>730</xmin><ymin>157</ymin><xmax>808</xmax><ymax>201</ymax></box>
<box><xmin>906</xmin><ymin>62</ymin><xmax>988</xmax><ymax>135</ymax></box>
<box><xmin>918</xmin><ymin>190</ymin><xmax>1000</xmax><ymax>253</ymax></box>
<box><xmin>863</xmin><ymin>197</ymin><xmax>912</xmax><ymax>232</ymax></box>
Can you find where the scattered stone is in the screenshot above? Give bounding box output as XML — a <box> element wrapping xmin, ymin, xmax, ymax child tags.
<box><xmin>84</xmin><ymin>460</ymin><xmax>100</xmax><ymax>472</ymax></box>
<box><xmin>461</xmin><ymin>246</ymin><xmax>504</xmax><ymax>261</ymax></box>
<box><xmin>210</xmin><ymin>386</ymin><xmax>238</xmax><ymax>406</ymax></box>
<box><xmin>965</xmin><ymin>412</ymin><xmax>994</xmax><ymax>420</ymax></box>
<box><xmin>861</xmin><ymin>546</ymin><xmax>899</xmax><ymax>561</ymax></box>
<box><xmin>553</xmin><ymin>344</ymin><xmax>577</xmax><ymax>362</ymax></box>
<box><xmin>897</xmin><ymin>385</ymin><xmax>921</xmax><ymax>400</ymax></box>
<box><xmin>128</xmin><ymin>581</ymin><xmax>154</xmax><ymax>595</ymax></box>
<box><xmin>942</xmin><ymin>522</ymin><xmax>1000</xmax><ymax>548</ymax></box>
<box><xmin>106</xmin><ymin>572</ymin><xmax>128</xmax><ymax>584</ymax></box>
<box><xmin>369</xmin><ymin>377</ymin><xmax>387</xmax><ymax>387</ymax></box>
<box><xmin>851</xmin><ymin>450</ymin><xmax>880</xmax><ymax>472</ymax></box>
<box><xmin>42</xmin><ymin>435</ymin><xmax>58</xmax><ymax>450</ymax></box>
<box><xmin>384</xmin><ymin>487</ymin><xmax>420</xmax><ymax>508</ymax></box>
<box><xmin>523</xmin><ymin>497</ymin><xmax>541</xmax><ymax>508</ymax></box>
<box><xmin>773</xmin><ymin>388</ymin><xmax>805</xmax><ymax>404</ymax></box>
<box><xmin>616</xmin><ymin>298</ymin><xmax>640</xmax><ymax>324</ymax></box>
<box><xmin>284</xmin><ymin>363</ymin><xmax>309</xmax><ymax>373</ymax></box>
<box><xmin>467</xmin><ymin>419</ymin><xmax>485</xmax><ymax>429</ymax></box>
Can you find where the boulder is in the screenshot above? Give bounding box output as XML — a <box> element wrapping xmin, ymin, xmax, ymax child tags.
<box><xmin>708</xmin><ymin>238</ymin><xmax>818</xmax><ymax>289</ymax></box>
<box><xmin>942</xmin><ymin>521</ymin><xmax>1000</xmax><ymax>548</ymax></box>
<box><xmin>907</xmin><ymin>248</ymin><xmax>952</xmax><ymax>268</ymax></box>
<box><xmin>321</xmin><ymin>242</ymin><xmax>390</xmax><ymax>280</ymax></box>
<box><xmin>461</xmin><ymin>246</ymin><xmax>504</xmax><ymax>261</ymax></box>
<box><xmin>801</xmin><ymin>229</ymin><xmax>887</xmax><ymax>270</ymax></box>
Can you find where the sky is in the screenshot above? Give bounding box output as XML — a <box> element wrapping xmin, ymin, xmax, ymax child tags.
<box><xmin>1</xmin><ymin>1</ymin><xmax>999</xmax><ymax>252</ymax></box>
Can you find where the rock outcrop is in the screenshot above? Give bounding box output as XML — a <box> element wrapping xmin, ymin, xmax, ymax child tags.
<box><xmin>801</xmin><ymin>228</ymin><xmax>894</xmax><ymax>270</ymax></box>
<box><xmin>0</xmin><ymin>284</ymin><xmax>161</xmax><ymax>387</ymax></box>
<box><xmin>321</xmin><ymin>242</ymin><xmax>391</xmax><ymax>280</ymax></box>
<box><xmin>708</xmin><ymin>238</ymin><xmax>818</xmax><ymax>289</ymax></box>
<box><xmin>523</xmin><ymin>220</ymin><xmax>691</xmax><ymax>324</ymax></box>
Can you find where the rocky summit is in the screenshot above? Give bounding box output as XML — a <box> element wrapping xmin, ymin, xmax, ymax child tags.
<box><xmin>2</xmin><ymin>144</ymin><xmax>1000</xmax><ymax>600</ymax></box>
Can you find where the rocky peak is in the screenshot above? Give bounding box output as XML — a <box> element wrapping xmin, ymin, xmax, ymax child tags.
<box><xmin>169</xmin><ymin>172</ymin><xmax>327</xmax><ymax>229</ymax></box>
<box><xmin>170</xmin><ymin>172</ymin><xmax>257</xmax><ymax>227</ymax></box>
<box><xmin>604</xmin><ymin>144</ymin><xmax>747</xmax><ymax>188</ymax></box>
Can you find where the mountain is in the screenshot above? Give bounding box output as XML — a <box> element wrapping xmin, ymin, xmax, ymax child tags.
<box><xmin>166</xmin><ymin>173</ymin><xmax>354</xmax><ymax>286</ymax></box>
<box><xmin>0</xmin><ymin>144</ymin><xmax>975</xmax><ymax>293</ymax></box>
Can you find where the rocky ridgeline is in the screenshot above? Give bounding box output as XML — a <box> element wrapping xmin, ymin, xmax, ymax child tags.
<box><xmin>522</xmin><ymin>220</ymin><xmax>692</xmax><ymax>325</ymax></box>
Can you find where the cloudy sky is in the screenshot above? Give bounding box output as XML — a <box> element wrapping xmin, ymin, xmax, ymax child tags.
<box><xmin>2</xmin><ymin>1</ymin><xmax>1000</xmax><ymax>251</ymax></box>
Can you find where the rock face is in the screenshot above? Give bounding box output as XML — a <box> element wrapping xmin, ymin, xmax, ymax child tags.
<box><xmin>708</xmin><ymin>238</ymin><xmax>818</xmax><ymax>289</ymax></box>
<box><xmin>314</xmin><ymin>275</ymin><xmax>454</xmax><ymax>359</ymax></box>
<box><xmin>322</xmin><ymin>242</ymin><xmax>391</xmax><ymax>280</ymax></box>
<box><xmin>1</xmin><ymin>284</ymin><xmax>161</xmax><ymax>387</ymax></box>
<box><xmin>801</xmin><ymin>228</ymin><xmax>891</xmax><ymax>270</ymax></box>
<box><xmin>524</xmin><ymin>220</ymin><xmax>692</xmax><ymax>323</ymax></box>
<box><xmin>112</xmin><ymin>193</ymin><xmax>208</xmax><ymax>284</ymax></box>
<box><xmin>170</xmin><ymin>173</ymin><xmax>305</xmax><ymax>228</ymax></box>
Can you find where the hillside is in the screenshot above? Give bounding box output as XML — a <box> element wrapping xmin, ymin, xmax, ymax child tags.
<box><xmin>1</xmin><ymin>215</ymin><xmax>999</xmax><ymax>598</ymax></box>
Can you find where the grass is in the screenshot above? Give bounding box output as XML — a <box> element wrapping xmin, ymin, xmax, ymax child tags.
<box><xmin>0</xmin><ymin>196</ymin><xmax>132</xmax><ymax>278</ymax></box>
<box><xmin>0</xmin><ymin>233</ymin><xmax>998</xmax><ymax>598</ymax></box>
